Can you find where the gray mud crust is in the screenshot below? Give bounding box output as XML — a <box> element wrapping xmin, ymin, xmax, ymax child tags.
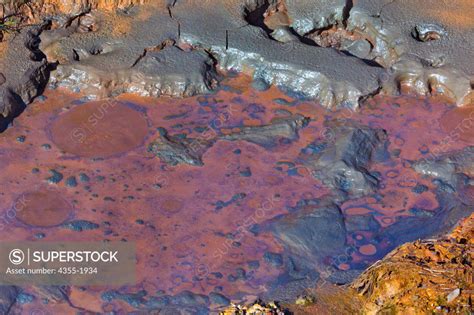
<box><xmin>36</xmin><ymin>0</ymin><xmax>473</xmax><ymax>109</ymax></box>
<box><xmin>38</xmin><ymin>3</ymin><xmax>218</xmax><ymax>99</ymax></box>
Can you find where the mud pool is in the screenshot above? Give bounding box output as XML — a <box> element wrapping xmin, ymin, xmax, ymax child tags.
<box><xmin>0</xmin><ymin>75</ymin><xmax>473</xmax><ymax>313</ymax></box>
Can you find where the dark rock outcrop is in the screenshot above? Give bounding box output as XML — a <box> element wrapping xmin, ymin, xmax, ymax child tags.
<box><xmin>148</xmin><ymin>129</ymin><xmax>214</xmax><ymax>167</ymax></box>
<box><xmin>303</xmin><ymin>123</ymin><xmax>387</xmax><ymax>197</ymax></box>
<box><xmin>270</xmin><ymin>200</ymin><xmax>347</xmax><ymax>268</ymax></box>
<box><xmin>413</xmin><ymin>146</ymin><xmax>474</xmax><ymax>193</ymax></box>
<box><xmin>0</xmin><ymin>21</ymin><xmax>52</xmax><ymax>131</ymax></box>
<box><xmin>149</xmin><ymin>114</ymin><xmax>310</xmax><ymax>166</ymax></box>
<box><xmin>221</xmin><ymin>114</ymin><xmax>310</xmax><ymax>148</ymax></box>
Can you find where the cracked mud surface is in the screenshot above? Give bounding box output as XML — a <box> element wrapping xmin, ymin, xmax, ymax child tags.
<box><xmin>0</xmin><ymin>0</ymin><xmax>473</xmax><ymax>314</ymax></box>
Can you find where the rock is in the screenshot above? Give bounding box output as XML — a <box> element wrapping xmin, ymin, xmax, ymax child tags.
<box><xmin>17</xmin><ymin>22</ymin><xmax>52</xmax><ymax>102</ymax></box>
<box><xmin>413</xmin><ymin>146</ymin><xmax>474</xmax><ymax>190</ymax></box>
<box><xmin>303</xmin><ymin>123</ymin><xmax>387</xmax><ymax>197</ymax></box>
<box><xmin>101</xmin><ymin>290</ymin><xmax>147</xmax><ymax>307</ymax></box>
<box><xmin>412</xmin><ymin>23</ymin><xmax>447</xmax><ymax>42</ymax></box>
<box><xmin>221</xmin><ymin>114</ymin><xmax>310</xmax><ymax>149</ymax></box>
<box><xmin>270</xmin><ymin>26</ymin><xmax>299</xmax><ymax>43</ymax></box>
<box><xmin>446</xmin><ymin>288</ymin><xmax>460</xmax><ymax>303</ymax></box>
<box><xmin>351</xmin><ymin>214</ymin><xmax>474</xmax><ymax>314</ymax></box>
<box><xmin>308</xmin><ymin>16</ymin><xmax>402</xmax><ymax>68</ymax></box>
<box><xmin>0</xmin><ymin>21</ymin><xmax>52</xmax><ymax>131</ymax></box>
<box><xmin>32</xmin><ymin>286</ymin><xmax>70</xmax><ymax>304</ymax></box>
<box><xmin>345</xmin><ymin>214</ymin><xmax>380</xmax><ymax>232</ymax></box>
<box><xmin>220</xmin><ymin>301</ymin><xmax>286</xmax><ymax>315</ymax></box>
<box><xmin>209</xmin><ymin>292</ymin><xmax>230</xmax><ymax>306</ymax></box>
<box><xmin>148</xmin><ymin>130</ymin><xmax>214</xmax><ymax>167</ymax></box>
<box><xmin>46</xmin><ymin>169</ymin><xmax>64</xmax><ymax>184</ymax></box>
<box><xmin>295</xmin><ymin>295</ymin><xmax>315</xmax><ymax>306</ymax></box>
<box><xmin>0</xmin><ymin>88</ymin><xmax>25</xmax><ymax>125</ymax></box>
<box><xmin>103</xmin><ymin>289</ymin><xmax>210</xmax><ymax>313</ymax></box>
<box><xmin>344</xmin><ymin>39</ymin><xmax>372</xmax><ymax>60</ymax></box>
<box><xmin>270</xmin><ymin>200</ymin><xmax>347</xmax><ymax>267</ymax></box>
<box><xmin>149</xmin><ymin>115</ymin><xmax>310</xmax><ymax>166</ymax></box>
<box><xmin>78</xmin><ymin>13</ymin><xmax>98</xmax><ymax>32</ymax></box>
<box><xmin>251</xmin><ymin>78</ymin><xmax>270</xmax><ymax>91</ymax></box>
<box><xmin>16</xmin><ymin>292</ymin><xmax>35</xmax><ymax>304</ymax></box>
<box><xmin>2</xmin><ymin>0</ymin><xmax>472</xmax><ymax>118</ymax></box>
<box><xmin>263</xmin><ymin>252</ymin><xmax>284</xmax><ymax>268</ymax></box>
<box><xmin>62</xmin><ymin>220</ymin><xmax>99</xmax><ymax>231</ymax></box>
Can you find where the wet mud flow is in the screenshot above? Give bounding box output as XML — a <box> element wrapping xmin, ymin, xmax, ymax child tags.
<box><xmin>0</xmin><ymin>75</ymin><xmax>473</xmax><ymax>313</ymax></box>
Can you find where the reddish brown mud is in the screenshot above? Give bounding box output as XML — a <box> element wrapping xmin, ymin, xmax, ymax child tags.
<box><xmin>49</xmin><ymin>100</ymin><xmax>149</xmax><ymax>158</ymax></box>
<box><xmin>0</xmin><ymin>74</ymin><xmax>472</xmax><ymax>313</ymax></box>
<box><xmin>439</xmin><ymin>105</ymin><xmax>474</xmax><ymax>144</ymax></box>
<box><xmin>15</xmin><ymin>190</ymin><xmax>73</xmax><ymax>228</ymax></box>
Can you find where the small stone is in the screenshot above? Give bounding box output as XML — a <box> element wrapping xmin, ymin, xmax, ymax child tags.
<box><xmin>34</xmin><ymin>233</ymin><xmax>46</xmax><ymax>239</ymax></box>
<box><xmin>16</xmin><ymin>293</ymin><xmax>35</xmax><ymax>305</ymax></box>
<box><xmin>263</xmin><ymin>252</ymin><xmax>283</xmax><ymax>267</ymax></box>
<box><xmin>66</xmin><ymin>176</ymin><xmax>78</xmax><ymax>188</ymax></box>
<box><xmin>247</xmin><ymin>260</ymin><xmax>260</xmax><ymax>269</ymax></box>
<box><xmin>62</xmin><ymin>220</ymin><xmax>99</xmax><ymax>232</ymax></box>
<box><xmin>295</xmin><ymin>295</ymin><xmax>315</xmax><ymax>306</ymax></box>
<box><xmin>41</xmin><ymin>143</ymin><xmax>51</xmax><ymax>150</ymax></box>
<box><xmin>446</xmin><ymin>288</ymin><xmax>460</xmax><ymax>303</ymax></box>
<box><xmin>344</xmin><ymin>39</ymin><xmax>371</xmax><ymax>59</ymax></box>
<box><xmin>239</xmin><ymin>167</ymin><xmax>252</xmax><ymax>177</ymax></box>
<box><xmin>47</xmin><ymin>169</ymin><xmax>63</xmax><ymax>184</ymax></box>
<box><xmin>412</xmin><ymin>184</ymin><xmax>428</xmax><ymax>194</ymax></box>
<box><xmin>251</xmin><ymin>78</ymin><xmax>270</xmax><ymax>91</ymax></box>
<box><xmin>78</xmin><ymin>173</ymin><xmax>90</xmax><ymax>182</ymax></box>
<box><xmin>412</xmin><ymin>23</ymin><xmax>447</xmax><ymax>42</ymax></box>
<box><xmin>209</xmin><ymin>292</ymin><xmax>230</xmax><ymax>306</ymax></box>
<box><xmin>270</xmin><ymin>26</ymin><xmax>299</xmax><ymax>43</ymax></box>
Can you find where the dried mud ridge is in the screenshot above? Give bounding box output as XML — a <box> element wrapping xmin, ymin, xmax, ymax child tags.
<box><xmin>0</xmin><ymin>0</ymin><xmax>473</xmax><ymax>128</ymax></box>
